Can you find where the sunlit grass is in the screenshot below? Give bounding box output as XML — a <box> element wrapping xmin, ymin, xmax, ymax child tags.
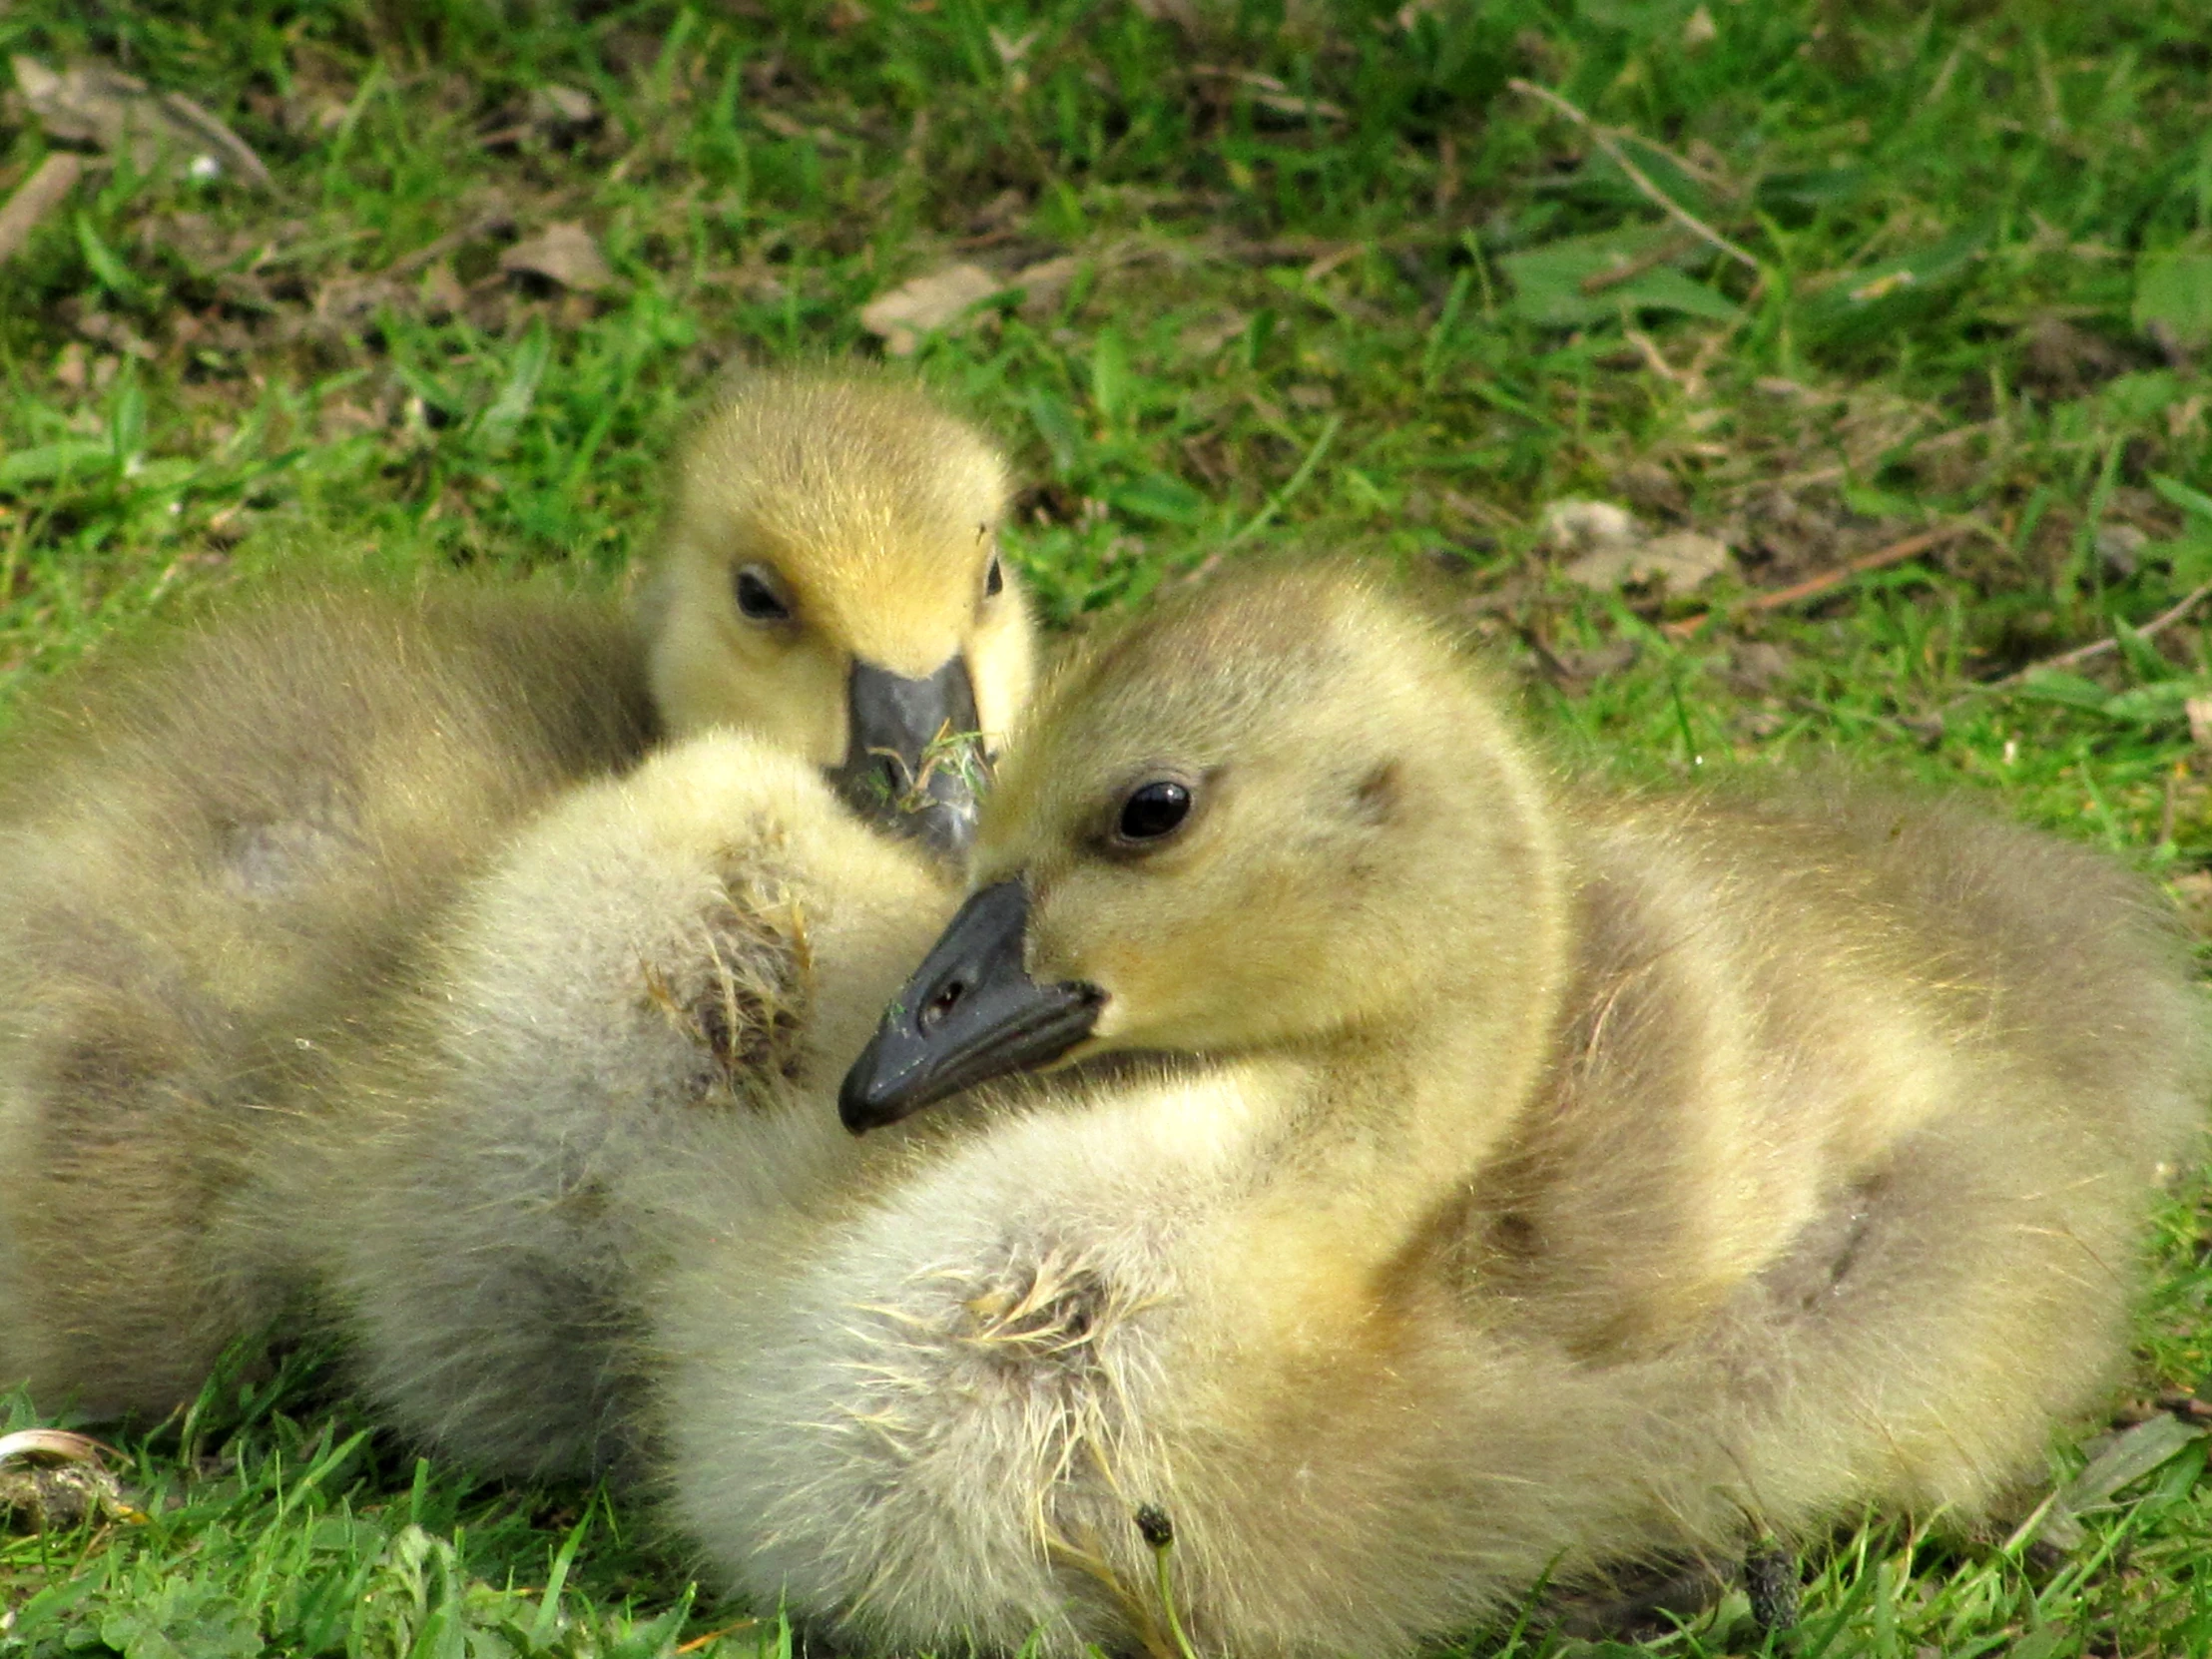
<box><xmin>2</xmin><ymin>0</ymin><xmax>2211</xmax><ymax>1651</ymax></box>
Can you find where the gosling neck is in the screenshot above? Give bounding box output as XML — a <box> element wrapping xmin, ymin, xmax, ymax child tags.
<box><xmin>1234</xmin><ymin>841</ymin><xmax>1578</xmax><ymax>1255</ymax></box>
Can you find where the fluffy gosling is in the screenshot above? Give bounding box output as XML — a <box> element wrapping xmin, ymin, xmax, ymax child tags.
<box><xmin>642</xmin><ymin>561</ymin><xmax>2206</xmax><ymax>1658</ymax></box>
<box><xmin>0</xmin><ymin>366</ymin><xmax>1029</xmax><ymax>1420</ymax></box>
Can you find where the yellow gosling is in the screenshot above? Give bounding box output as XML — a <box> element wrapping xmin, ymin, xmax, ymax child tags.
<box><xmin>642</xmin><ymin>561</ymin><xmax>2205</xmax><ymax>1657</ymax></box>
<box><xmin>0</xmin><ymin>366</ymin><xmax>1032</xmax><ymax>1421</ymax></box>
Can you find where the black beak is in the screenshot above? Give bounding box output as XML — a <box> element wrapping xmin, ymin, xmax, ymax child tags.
<box><xmin>838</xmin><ymin>880</ymin><xmax>1104</xmax><ymax>1133</ymax></box>
<box><xmin>827</xmin><ymin>656</ymin><xmax>985</xmax><ymax>857</ymax></box>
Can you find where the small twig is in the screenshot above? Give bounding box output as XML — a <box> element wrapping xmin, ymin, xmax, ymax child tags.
<box><xmin>1748</xmin><ymin>525</ymin><xmax>1972</xmax><ymax>611</ymax></box>
<box><xmin>1301</xmin><ymin>242</ymin><xmax>1364</xmax><ymax>283</ymax></box>
<box><xmin>382</xmin><ymin>207</ymin><xmax>518</xmax><ymax>280</ymax></box>
<box><xmin>1643</xmin><ymin>137</ymin><xmax>1734</xmax><ymax>192</ymax></box>
<box><xmin>1507</xmin><ymin>80</ymin><xmax>1760</xmax><ymax>273</ymax></box>
<box><xmin>1682</xmin><ymin>314</ymin><xmax>1747</xmax><ymax>394</ymax></box>
<box><xmin>675</xmin><ymin>1619</ymin><xmax>761</xmax><ymax>1654</ymax></box>
<box><xmin>1579</xmin><ymin>231</ymin><xmax>1699</xmax><ymax>295</ymax></box>
<box><xmin>1928</xmin><ymin>581</ymin><xmax>2212</xmax><ymax>719</ymax></box>
<box><xmin>1659</xmin><ymin>525</ymin><xmax>1973</xmax><ymax>641</ymax></box>
<box><xmin>1622</xmin><ymin>327</ymin><xmax>1684</xmax><ymax>385</ymax></box>
<box><xmin>0</xmin><ymin>153</ymin><xmax>85</xmax><ymax>267</ymax></box>
<box><xmin>1993</xmin><ymin>582</ymin><xmax>2212</xmax><ymax>686</ymax></box>
<box><xmin>2158</xmin><ymin>1389</ymin><xmax>2212</xmax><ymax>1422</ymax></box>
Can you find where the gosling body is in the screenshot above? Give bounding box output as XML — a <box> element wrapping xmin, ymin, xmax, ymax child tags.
<box><xmin>0</xmin><ymin>586</ymin><xmax>654</xmax><ymax>1416</ymax></box>
<box><xmin>649</xmin><ymin>564</ymin><xmax>2203</xmax><ymax>1656</ymax></box>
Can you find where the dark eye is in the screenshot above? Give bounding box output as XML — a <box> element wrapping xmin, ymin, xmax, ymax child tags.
<box><xmin>984</xmin><ymin>552</ymin><xmax>1004</xmax><ymax>598</ymax></box>
<box><xmin>735</xmin><ymin>565</ymin><xmax>792</xmax><ymax>622</ymax></box>
<box><xmin>1117</xmin><ymin>781</ymin><xmax>1191</xmax><ymax>842</ymax></box>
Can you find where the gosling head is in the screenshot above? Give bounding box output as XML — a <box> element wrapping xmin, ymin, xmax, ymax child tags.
<box><xmin>643</xmin><ymin>368</ymin><xmax>1032</xmax><ymax>857</ymax></box>
<box><xmin>839</xmin><ymin>562</ymin><xmax>1566</xmax><ymax>1131</ymax></box>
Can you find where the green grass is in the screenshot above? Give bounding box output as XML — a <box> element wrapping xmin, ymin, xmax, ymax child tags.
<box><xmin>3</xmin><ymin>0</ymin><xmax>2212</xmax><ymax>1651</ymax></box>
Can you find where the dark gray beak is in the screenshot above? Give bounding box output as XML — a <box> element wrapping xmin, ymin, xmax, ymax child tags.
<box><xmin>826</xmin><ymin>656</ymin><xmax>985</xmax><ymax>857</ymax></box>
<box><xmin>838</xmin><ymin>880</ymin><xmax>1104</xmax><ymax>1133</ymax></box>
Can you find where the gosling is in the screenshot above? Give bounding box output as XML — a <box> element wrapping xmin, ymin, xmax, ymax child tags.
<box><xmin>639</xmin><ymin>560</ymin><xmax>2205</xmax><ymax>1658</ymax></box>
<box><xmin>0</xmin><ymin>366</ymin><xmax>1029</xmax><ymax>1420</ymax></box>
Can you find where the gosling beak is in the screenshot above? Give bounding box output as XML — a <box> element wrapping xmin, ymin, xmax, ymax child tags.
<box><xmin>839</xmin><ymin>880</ymin><xmax>1104</xmax><ymax>1133</ymax></box>
<box><xmin>827</xmin><ymin>656</ymin><xmax>985</xmax><ymax>857</ymax></box>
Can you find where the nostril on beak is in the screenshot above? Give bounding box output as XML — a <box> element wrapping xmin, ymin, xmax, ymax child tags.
<box><xmin>918</xmin><ymin>978</ymin><xmax>966</xmax><ymax>1034</ymax></box>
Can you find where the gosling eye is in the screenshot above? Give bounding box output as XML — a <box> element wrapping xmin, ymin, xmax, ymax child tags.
<box><xmin>1115</xmin><ymin>780</ymin><xmax>1193</xmax><ymax>846</ymax></box>
<box><xmin>984</xmin><ymin>551</ymin><xmax>1005</xmax><ymax>599</ymax></box>
<box><xmin>735</xmin><ymin>564</ymin><xmax>794</xmax><ymax>624</ymax></box>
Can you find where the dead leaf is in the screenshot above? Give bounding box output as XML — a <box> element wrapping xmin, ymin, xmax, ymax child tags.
<box><xmin>2186</xmin><ymin>696</ymin><xmax>2212</xmax><ymax>754</ymax></box>
<box><xmin>1614</xmin><ymin>458</ymin><xmax>1687</xmax><ymax>517</ymax></box>
<box><xmin>12</xmin><ymin>55</ymin><xmax>272</xmax><ymax>188</ymax></box>
<box><xmin>964</xmin><ymin>188</ymin><xmax>1027</xmax><ymax>237</ymax></box>
<box><xmin>989</xmin><ymin>26</ymin><xmax>1039</xmax><ymax>71</ymax></box>
<box><xmin>51</xmin><ymin>340</ymin><xmax>88</xmax><ymax>391</ymax></box>
<box><xmin>1253</xmin><ymin>90</ymin><xmax>1346</xmax><ymax>123</ymax></box>
<box><xmin>1541</xmin><ymin>498</ymin><xmax>1641</xmax><ymax>555</ymax></box>
<box><xmin>0</xmin><ymin>152</ymin><xmax>83</xmax><ymax>265</ymax></box>
<box><xmin>527</xmin><ymin>84</ymin><xmax>598</xmax><ymax>132</ymax></box>
<box><xmin>1439</xmin><ymin>487</ymin><xmax>1516</xmax><ymax>530</ymax></box>
<box><xmin>418</xmin><ymin>262</ymin><xmax>466</xmax><ymax>319</ymax></box>
<box><xmin>2095</xmin><ymin>522</ymin><xmax>2148</xmax><ymax>578</ymax></box>
<box><xmin>1008</xmin><ymin>255</ymin><xmax>1078</xmax><ymax>319</ymax></box>
<box><xmin>319</xmin><ymin>400</ymin><xmax>383</xmax><ymax>441</ymax></box>
<box><xmin>1642</xmin><ymin>530</ymin><xmax>1732</xmax><ymax>582</ymax></box>
<box><xmin>1543</xmin><ymin>499</ymin><xmax>1733</xmax><ymax>593</ymax></box>
<box><xmin>0</xmin><ymin>1429</ymin><xmax>99</xmax><ymax>1461</ymax></box>
<box><xmin>1565</xmin><ymin>532</ymin><xmax>1732</xmax><ymax>592</ymax></box>
<box><xmin>1303</xmin><ymin>243</ymin><xmax>1363</xmax><ymax>282</ymax></box>
<box><xmin>279</xmin><ymin>43</ymin><xmax>356</xmax><ymax>137</ymax></box>
<box><xmin>858</xmin><ymin>263</ymin><xmax>1002</xmax><ymax>355</ymax></box>
<box><xmin>139</xmin><ymin>208</ymin><xmax>233</xmax><ymax>270</ymax></box>
<box><xmin>2019</xmin><ymin>315</ymin><xmax>2125</xmax><ymax>402</ymax></box>
<box><xmin>1193</xmin><ymin>65</ymin><xmax>1346</xmax><ymax>124</ymax></box>
<box><xmin>499</xmin><ymin>222</ymin><xmax>615</xmax><ymax>292</ymax></box>
<box><xmin>1176</xmin><ymin>306</ymin><xmax>1249</xmax><ymax>359</ymax></box>
<box><xmin>313</xmin><ymin>274</ymin><xmax>404</xmax><ymax>328</ymax></box>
